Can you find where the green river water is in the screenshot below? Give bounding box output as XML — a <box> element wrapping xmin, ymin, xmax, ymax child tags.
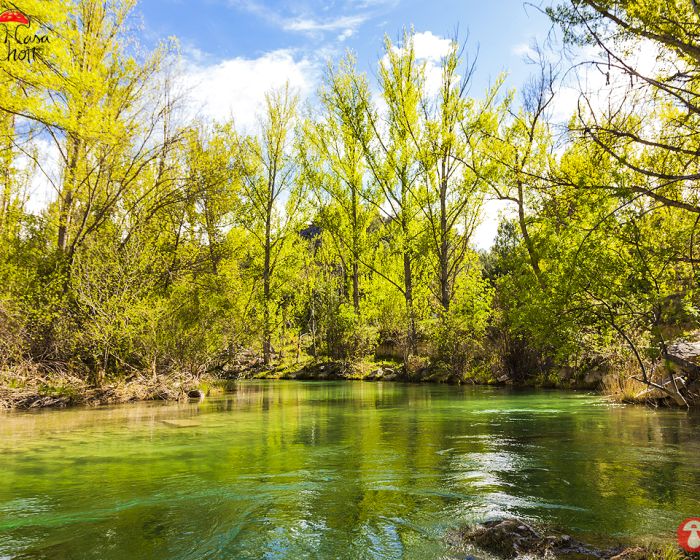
<box><xmin>0</xmin><ymin>381</ymin><xmax>699</xmax><ymax>559</ymax></box>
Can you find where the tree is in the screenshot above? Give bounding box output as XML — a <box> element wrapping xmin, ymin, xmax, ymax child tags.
<box><xmin>479</xmin><ymin>54</ymin><xmax>557</xmax><ymax>289</ymax></box>
<box><xmin>544</xmin><ymin>0</ymin><xmax>700</xmax><ymax>402</ymax></box>
<box><xmin>548</xmin><ymin>0</ymin><xmax>700</xmax><ymax>217</ymax></box>
<box><xmin>300</xmin><ymin>54</ymin><xmax>375</xmax><ymax>315</ymax></box>
<box><xmin>236</xmin><ymin>85</ymin><xmax>302</xmax><ymax>365</ymax></box>
<box><xmin>413</xmin><ymin>38</ymin><xmax>495</xmax><ymax>314</ymax></box>
<box><xmin>371</xmin><ymin>33</ymin><xmax>427</xmax><ymax>358</ymax></box>
<box><xmin>335</xmin><ymin>33</ymin><xmax>428</xmax><ymax>361</ymax></box>
<box><xmin>183</xmin><ymin>123</ymin><xmax>239</xmax><ymax>275</ymax></box>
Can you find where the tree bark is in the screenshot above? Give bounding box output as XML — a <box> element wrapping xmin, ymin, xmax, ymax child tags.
<box><xmin>263</xmin><ymin>210</ymin><xmax>272</xmax><ymax>365</ymax></box>
<box><xmin>517</xmin><ymin>180</ymin><xmax>543</xmax><ymax>287</ymax></box>
<box><xmin>57</xmin><ymin>135</ymin><xmax>81</xmax><ymax>253</ymax></box>
<box><xmin>439</xmin><ymin>171</ymin><xmax>450</xmax><ymax>312</ymax></box>
<box><xmin>403</xmin><ymin>249</ymin><xmax>416</xmax><ymax>361</ymax></box>
<box><xmin>351</xmin><ymin>181</ymin><xmax>360</xmax><ymax>314</ymax></box>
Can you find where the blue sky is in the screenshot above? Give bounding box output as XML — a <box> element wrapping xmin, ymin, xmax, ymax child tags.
<box><xmin>136</xmin><ymin>0</ymin><xmax>555</xmax><ymax>100</ymax></box>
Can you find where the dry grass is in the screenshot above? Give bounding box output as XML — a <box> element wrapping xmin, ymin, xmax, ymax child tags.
<box><xmin>600</xmin><ymin>356</ymin><xmax>687</xmax><ymax>405</ymax></box>
<box><xmin>601</xmin><ymin>372</ymin><xmax>650</xmax><ymax>404</ymax></box>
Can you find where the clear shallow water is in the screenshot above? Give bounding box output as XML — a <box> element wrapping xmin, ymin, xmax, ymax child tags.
<box><xmin>0</xmin><ymin>382</ymin><xmax>699</xmax><ymax>559</ymax></box>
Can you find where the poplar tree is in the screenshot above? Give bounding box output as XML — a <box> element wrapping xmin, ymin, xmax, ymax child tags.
<box><xmin>236</xmin><ymin>85</ymin><xmax>302</xmax><ymax>365</ymax></box>
<box><xmin>301</xmin><ymin>54</ymin><xmax>374</xmax><ymax>315</ymax></box>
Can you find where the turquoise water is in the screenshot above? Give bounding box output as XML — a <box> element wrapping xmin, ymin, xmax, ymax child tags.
<box><xmin>0</xmin><ymin>382</ymin><xmax>698</xmax><ymax>559</ymax></box>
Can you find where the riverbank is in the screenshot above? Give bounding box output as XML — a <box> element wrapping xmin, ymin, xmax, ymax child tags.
<box><xmin>0</xmin><ymin>363</ymin><xmax>550</xmax><ymax>410</ymax></box>
<box><xmin>246</xmin><ymin>355</ymin><xmax>700</xmax><ymax>408</ymax></box>
<box><xmin>242</xmin><ymin>359</ymin><xmax>644</xmax><ymax>395</ymax></box>
<box><xmin>2</xmin><ymin>357</ymin><xmax>697</xmax><ymax>410</ymax></box>
<box><xmin>0</xmin><ymin>365</ymin><xmax>213</xmax><ymax>410</ymax></box>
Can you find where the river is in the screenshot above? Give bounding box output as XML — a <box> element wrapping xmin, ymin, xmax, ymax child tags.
<box><xmin>1</xmin><ymin>382</ymin><xmax>698</xmax><ymax>559</ymax></box>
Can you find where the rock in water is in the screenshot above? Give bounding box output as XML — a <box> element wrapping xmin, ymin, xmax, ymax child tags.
<box><xmin>465</xmin><ymin>519</ymin><xmax>542</xmax><ymax>558</ymax></box>
<box><xmin>458</xmin><ymin>519</ymin><xmax>625</xmax><ymax>559</ymax></box>
<box><xmin>161</xmin><ymin>419</ymin><xmax>200</xmax><ymax>428</ymax></box>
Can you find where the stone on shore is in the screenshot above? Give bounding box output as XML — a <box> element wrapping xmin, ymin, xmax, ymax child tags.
<box><xmin>456</xmin><ymin>519</ymin><xmax>641</xmax><ymax>559</ymax></box>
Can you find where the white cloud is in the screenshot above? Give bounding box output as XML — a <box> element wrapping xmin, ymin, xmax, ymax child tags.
<box><xmin>284</xmin><ymin>14</ymin><xmax>367</xmax><ymax>33</ymax></box>
<box><xmin>423</xmin><ymin>63</ymin><xmax>444</xmax><ymax>97</ymax></box>
<box><xmin>337</xmin><ymin>28</ymin><xmax>354</xmax><ymax>42</ymax></box>
<box><xmin>227</xmin><ymin>0</ymin><xmax>385</xmax><ymax>38</ymax></box>
<box><xmin>382</xmin><ymin>31</ymin><xmax>453</xmax><ymax>64</ymax></box>
<box><xmin>413</xmin><ymin>31</ymin><xmax>453</xmax><ymax>61</ymax></box>
<box><xmin>18</xmin><ymin>136</ymin><xmax>61</xmax><ymax>214</ymax></box>
<box><xmin>549</xmin><ymin>85</ymin><xmax>580</xmax><ymax>125</ymax></box>
<box><xmin>181</xmin><ymin>49</ymin><xmax>320</xmax><ymax>131</ymax></box>
<box><xmin>473</xmin><ymin>198</ymin><xmax>510</xmax><ymax>250</ymax></box>
<box><xmin>549</xmin><ymin>40</ymin><xmax>662</xmax><ymax>124</ymax></box>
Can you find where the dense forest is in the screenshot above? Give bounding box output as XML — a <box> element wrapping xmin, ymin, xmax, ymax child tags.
<box><xmin>1</xmin><ymin>0</ymin><xmax>699</xmax><ymax>407</ymax></box>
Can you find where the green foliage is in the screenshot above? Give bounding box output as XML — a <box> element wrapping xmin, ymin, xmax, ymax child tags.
<box><xmin>0</xmin><ymin>4</ymin><xmax>697</xmax><ymax>397</ymax></box>
<box><xmin>429</xmin><ymin>257</ymin><xmax>494</xmax><ymax>378</ymax></box>
<box><xmin>324</xmin><ymin>304</ymin><xmax>379</xmax><ymax>363</ymax></box>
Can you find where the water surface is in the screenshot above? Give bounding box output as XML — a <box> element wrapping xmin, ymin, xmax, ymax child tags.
<box><xmin>1</xmin><ymin>382</ymin><xmax>699</xmax><ymax>559</ymax></box>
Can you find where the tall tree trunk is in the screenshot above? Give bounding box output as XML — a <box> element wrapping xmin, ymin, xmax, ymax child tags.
<box><xmin>164</xmin><ymin>216</ymin><xmax>184</xmax><ymax>291</ymax></box>
<box><xmin>352</xmin><ymin>260</ymin><xmax>360</xmax><ymax>313</ymax></box>
<box><xmin>403</xmin><ymin>249</ymin><xmax>416</xmax><ymax>362</ymax></box>
<box><xmin>517</xmin><ymin>180</ymin><xmax>543</xmax><ymax>287</ymax></box>
<box><xmin>439</xmin><ymin>171</ymin><xmax>450</xmax><ymax>312</ymax></box>
<box><xmin>263</xmin><ymin>212</ymin><xmax>272</xmax><ymax>365</ymax></box>
<box><xmin>400</xmin><ymin>196</ymin><xmax>417</xmax><ymax>361</ymax></box>
<box><xmin>351</xmin><ymin>182</ymin><xmax>360</xmax><ymax>314</ymax></box>
<box><xmin>203</xmin><ymin>197</ymin><xmax>219</xmax><ymax>275</ymax></box>
<box><xmin>58</xmin><ymin>135</ymin><xmax>81</xmax><ymax>253</ymax></box>
<box><xmin>0</xmin><ymin>113</ymin><xmax>14</xmax><ymax>236</ymax></box>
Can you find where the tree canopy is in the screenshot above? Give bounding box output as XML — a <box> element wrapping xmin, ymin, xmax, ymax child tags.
<box><xmin>1</xmin><ymin>0</ymin><xmax>699</xmax><ymax>406</ymax></box>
